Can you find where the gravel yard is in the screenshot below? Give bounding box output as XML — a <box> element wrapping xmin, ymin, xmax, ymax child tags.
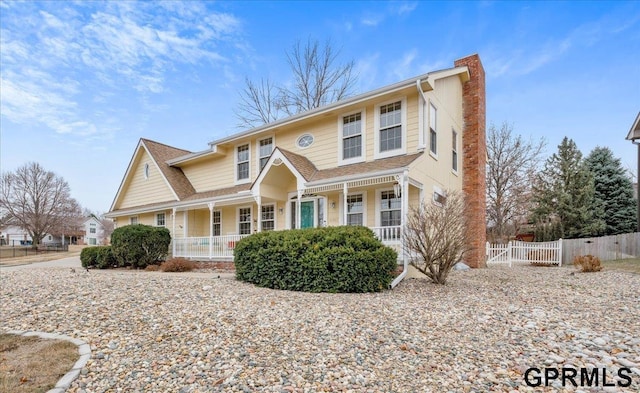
<box><xmin>1</xmin><ymin>265</ymin><xmax>639</xmax><ymax>392</ymax></box>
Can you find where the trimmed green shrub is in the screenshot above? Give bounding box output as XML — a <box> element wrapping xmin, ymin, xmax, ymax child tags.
<box><xmin>110</xmin><ymin>224</ymin><xmax>171</xmax><ymax>269</ymax></box>
<box><xmin>80</xmin><ymin>246</ymin><xmax>100</xmax><ymax>268</ymax></box>
<box><xmin>95</xmin><ymin>246</ymin><xmax>116</xmax><ymax>269</ymax></box>
<box><xmin>80</xmin><ymin>246</ymin><xmax>115</xmax><ymax>269</ymax></box>
<box><xmin>235</xmin><ymin>226</ymin><xmax>397</xmax><ymax>293</ymax></box>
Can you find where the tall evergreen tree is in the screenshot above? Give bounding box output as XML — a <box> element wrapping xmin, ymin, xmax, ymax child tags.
<box><xmin>584</xmin><ymin>147</ymin><xmax>637</xmax><ymax>235</ymax></box>
<box><xmin>531</xmin><ymin>137</ymin><xmax>604</xmax><ymax>239</ymax></box>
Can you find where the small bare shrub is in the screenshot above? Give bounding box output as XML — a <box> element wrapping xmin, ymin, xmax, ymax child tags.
<box><xmin>145</xmin><ymin>264</ymin><xmax>160</xmax><ymax>272</ymax></box>
<box><xmin>403</xmin><ymin>190</ymin><xmax>469</xmax><ymax>285</ymax></box>
<box><xmin>573</xmin><ymin>254</ymin><xmax>602</xmax><ymax>272</ymax></box>
<box><xmin>160</xmin><ymin>258</ymin><xmax>196</xmax><ymax>272</ymax></box>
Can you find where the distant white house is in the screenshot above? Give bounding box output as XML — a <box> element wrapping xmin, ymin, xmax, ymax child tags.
<box><xmin>0</xmin><ymin>225</ymin><xmax>33</xmax><ymax>246</ymax></box>
<box><xmin>84</xmin><ymin>216</ymin><xmax>106</xmax><ymax>245</ymax></box>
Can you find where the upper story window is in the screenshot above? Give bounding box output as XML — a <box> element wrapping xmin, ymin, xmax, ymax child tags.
<box><xmin>236</xmin><ymin>144</ymin><xmax>250</xmax><ymax>182</ymax></box>
<box><xmin>296</xmin><ymin>134</ymin><xmax>314</xmax><ymax>149</ymax></box>
<box><xmin>156</xmin><ymin>213</ymin><xmax>165</xmax><ymax>227</ymax></box>
<box><xmin>143</xmin><ymin>163</ymin><xmax>149</xmax><ymax>179</ymax></box>
<box><xmin>89</xmin><ymin>227</ymin><xmax>96</xmax><ymax>234</ymax></box>
<box><xmin>429</xmin><ymin>103</ymin><xmax>437</xmax><ymax>156</ymax></box>
<box><xmin>258</xmin><ymin>137</ymin><xmax>273</xmax><ymax>171</ymax></box>
<box><xmin>380</xmin><ymin>102</ymin><xmax>402</xmax><ymax>152</ymax></box>
<box><xmin>375</xmin><ymin>99</ymin><xmax>406</xmax><ymax>159</ymax></box>
<box><xmin>341</xmin><ymin>111</ymin><xmax>364</xmax><ymax>164</ymax></box>
<box><xmin>452</xmin><ymin>129</ymin><xmax>458</xmax><ymax>172</ymax></box>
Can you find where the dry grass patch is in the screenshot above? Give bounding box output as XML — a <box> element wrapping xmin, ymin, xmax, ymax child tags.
<box><xmin>603</xmin><ymin>257</ymin><xmax>640</xmax><ymax>274</ymax></box>
<box><xmin>0</xmin><ymin>334</ymin><xmax>78</xmax><ymax>393</ymax></box>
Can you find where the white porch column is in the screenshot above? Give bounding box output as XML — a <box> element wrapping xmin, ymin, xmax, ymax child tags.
<box><xmin>296</xmin><ymin>189</ymin><xmax>303</xmax><ymax>229</ymax></box>
<box><xmin>208</xmin><ymin>202</ymin><xmax>215</xmax><ymax>259</ymax></box>
<box><xmin>342</xmin><ymin>182</ymin><xmax>348</xmax><ymax>225</ymax></box>
<box><xmin>172</xmin><ymin>207</ymin><xmax>176</xmax><ymax>257</ymax></box>
<box><xmin>256</xmin><ymin>196</ymin><xmax>262</xmax><ymax>232</ymax></box>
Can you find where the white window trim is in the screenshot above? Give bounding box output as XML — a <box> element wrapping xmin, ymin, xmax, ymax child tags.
<box><xmin>237</xmin><ymin>205</ymin><xmax>253</xmax><ymax>235</ymax></box>
<box><xmin>296</xmin><ymin>133</ymin><xmax>315</xmax><ymax>149</ymax></box>
<box><xmin>451</xmin><ymin>128</ymin><xmax>459</xmax><ymax>175</ymax></box>
<box><xmin>346</xmin><ymin>191</ymin><xmax>367</xmax><ymax>226</ymax></box>
<box><xmin>261</xmin><ymin>203</ymin><xmax>276</xmax><ymax>231</ymax></box>
<box><xmin>374</xmin><ymin>97</ymin><xmax>407</xmax><ymax>159</ymax></box>
<box><xmin>418</xmin><ymin>94</ymin><xmax>427</xmax><ymax>150</ymax></box>
<box><xmin>338</xmin><ymin>108</ymin><xmax>366</xmax><ymax>166</ymax></box>
<box><xmin>375</xmin><ymin>188</ymin><xmax>401</xmax><ymax>227</ymax></box>
<box><xmin>429</xmin><ymin>101</ymin><xmax>438</xmax><ymax>160</ymax></box>
<box><xmin>235</xmin><ymin>143</ymin><xmax>252</xmax><ymax>185</ymax></box>
<box><xmin>212</xmin><ymin>210</ymin><xmax>222</xmax><ymax>236</ymax></box>
<box><xmin>156</xmin><ymin>212</ymin><xmax>166</xmax><ymax>227</ymax></box>
<box><xmin>256</xmin><ymin>135</ymin><xmax>275</xmax><ymax>175</ymax></box>
<box><xmin>143</xmin><ymin>163</ymin><xmax>150</xmax><ymax>180</ymax></box>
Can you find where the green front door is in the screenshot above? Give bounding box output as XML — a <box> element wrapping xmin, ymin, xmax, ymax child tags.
<box><xmin>300</xmin><ymin>201</ymin><xmax>315</xmax><ymax>228</ymax></box>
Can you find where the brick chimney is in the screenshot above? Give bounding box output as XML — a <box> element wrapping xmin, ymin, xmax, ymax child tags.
<box><xmin>454</xmin><ymin>54</ymin><xmax>487</xmax><ymax>268</ymax></box>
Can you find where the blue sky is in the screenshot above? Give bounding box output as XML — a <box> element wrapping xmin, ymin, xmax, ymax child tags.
<box><xmin>1</xmin><ymin>1</ymin><xmax>639</xmax><ymax>213</ymax></box>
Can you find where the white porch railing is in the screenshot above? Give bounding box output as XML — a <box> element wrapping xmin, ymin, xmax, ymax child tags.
<box><xmin>487</xmin><ymin>239</ymin><xmax>563</xmax><ymax>267</ymax></box>
<box><xmin>372</xmin><ymin>226</ymin><xmax>403</xmax><ymax>258</ymax></box>
<box><xmin>172</xmin><ymin>235</ymin><xmax>249</xmax><ymax>260</ymax></box>
<box><xmin>172</xmin><ymin>227</ymin><xmax>405</xmax><ymax>260</ymax></box>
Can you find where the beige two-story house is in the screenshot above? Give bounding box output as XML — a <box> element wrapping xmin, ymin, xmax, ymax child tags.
<box><xmin>105</xmin><ymin>54</ymin><xmax>487</xmax><ymax>285</ymax></box>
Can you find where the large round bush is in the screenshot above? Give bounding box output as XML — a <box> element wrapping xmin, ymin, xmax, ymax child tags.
<box><xmin>234</xmin><ymin>226</ymin><xmax>397</xmax><ymax>292</ymax></box>
<box><xmin>110</xmin><ymin>224</ymin><xmax>171</xmax><ymax>268</ymax></box>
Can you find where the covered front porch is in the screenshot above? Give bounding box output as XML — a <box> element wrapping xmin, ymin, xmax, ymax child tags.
<box><xmin>170</xmin><ymin>148</ymin><xmax>422</xmax><ymax>261</ymax></box>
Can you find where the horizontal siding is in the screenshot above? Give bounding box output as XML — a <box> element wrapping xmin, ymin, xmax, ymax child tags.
<box><xmin>135</xmin><ymin>75</ymin><xmax>465</xmax><ymax>203</ymax></box>
<box><xmin>118</xmin><ymin>150</ymin><xmax>176</xmax><ymax>209</ymax></box>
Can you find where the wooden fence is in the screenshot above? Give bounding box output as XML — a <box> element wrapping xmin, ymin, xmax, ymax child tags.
<box><xmin>562</xmin><ymin>232</ymin><xmax>640</xmax><ymax>262</ymax></box>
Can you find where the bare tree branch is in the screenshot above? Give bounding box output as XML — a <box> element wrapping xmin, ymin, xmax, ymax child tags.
<box><xmin>235</xmin><ymin>77</ymin><xmax>282</xmax><ymax>129</ymax></box>
<box><xmin>0</xmin><ymin>162</ymin><xmax>82</xmax><ymax>246</ymax></box>
<box><xmin>235</xmin><ymin>38</ymin><xmax>357</xmax><ymax>128</ymax></box>
<box><xmin>486</xmin><ymin>123</ymin><xmax>545</xmax><ymax>243</ymax></box>
<box><xmin>403</xmin><ymin>191</ymin><xmax>469</xmax><ymax>285</ymax></box>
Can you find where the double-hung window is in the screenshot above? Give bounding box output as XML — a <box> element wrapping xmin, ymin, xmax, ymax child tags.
<box><xmin>261</xmin><ymin>205</ymin><xmax>275</xmax><ymax>231</ymax></box>
<box><xmin>258</xmin><ymin>137</ymin><xmax>273</xmax><ymax>171</ymax></box>
<box><xmin>429</xmin><ymin>103</ymin><xmax>437</xmax><ymax>155</ymax></box>
<box><xmin>342</xmin><ymin>112</ymin><xmax>363</xmax><ymax>162</ymax></box>
<box><xmin>89</xmin><ymin>227</ymin><xmax>96</xmax><ymax>234</ymax></box>
<box><xmin>238</xmin><ymin>207</ymin><xmax>252</xmax><ymax>235</ymax></box>
<box><xmin>380</xmin><ymin>191</ymin><xmax>401</xmax><ymax>227</ymax></box>
<box><xmin>236</xmin><ymin>144</ymin><xmax>249</xmax><ymax>181</ymax></box>
<box><xmin>452</xmin><ymin>129</ymin><xmax>458</xmax><ymax>172</ymax></box>
<box><xmin>346</xmin><ymin>194</ymin><xmax>364</xmax><ymax>226</ymax></box>
<box><xmin>380</xmin><ymin>101</ymin><xmax>402</xmax><ymax>152</ymax></box>
<box><xmin>212</xmin><ymin>211</ymin><xmax>221</xmax><ymax>236</ymax></box>
<box><xmin>130</xmin><ymin>217</ymin><xmax>138</xmax><ymax>225</ymax></box>
<box><xmin>156</xmin><ymin>213</ymin><xmax>165</xmax><ymax>227</ymax></box>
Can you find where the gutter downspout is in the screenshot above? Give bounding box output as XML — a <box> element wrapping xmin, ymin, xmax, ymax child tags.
<box><xmin>390</xmin><ymin>170</ymin><xmax>410</xmax><ymax>289</ymax></box>
<box><xmin>416</xmin><ymin>78</ymin><xmax>429</xmax><ymax>107</ymax></box>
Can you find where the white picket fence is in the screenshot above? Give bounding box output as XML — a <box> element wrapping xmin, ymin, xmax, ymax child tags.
<box><xmin>486</xmin><ymin>239</ymin><xmax>563</xmax><ymax>267</ymax></box>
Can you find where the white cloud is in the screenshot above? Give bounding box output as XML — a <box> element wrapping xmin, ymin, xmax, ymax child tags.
<box><xmin>0</xmin><ymin>1</ymin><xmax>244</xmax><ymax>139</ymax></box>
<box><xmin>394</xmin><ymin>2</ymin><xmax>418</xmax><ymax>16</ymax></box>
